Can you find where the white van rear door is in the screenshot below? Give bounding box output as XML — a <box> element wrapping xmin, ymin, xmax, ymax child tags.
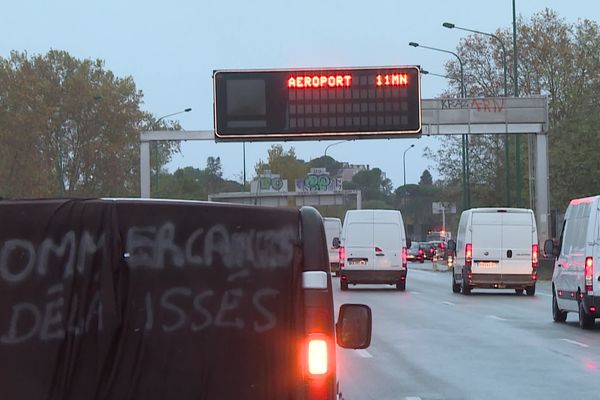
<box><xmin>344</xmin><ymin>222</ymin><xmax>375</xmax><ymax>270</ymax></box>
<box><xmin>374</xmin><ymin>223</ymin><xmax>402</xmax><ymax>270</ymax></box>
<box><xmin>501</xmin><ymin>213</ymin><xmax>533</xmax><ymax>275</ymax></box>
<box><xmin>471</xmin><ymin>212</ymin><xmax>502</xmax><ymax>276</ymax></box>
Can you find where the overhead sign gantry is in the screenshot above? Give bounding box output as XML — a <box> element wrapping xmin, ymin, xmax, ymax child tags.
<box><xmin>213</xmin><ymin>66</ymin><xmax>422</xmax><ymax>141</ymax></box>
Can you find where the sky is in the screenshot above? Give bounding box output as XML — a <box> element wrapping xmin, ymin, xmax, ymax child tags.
<box><xmin>2</xmin><ymin>0</ymin><xmax>599</xmax><ymax>190</ymax></box>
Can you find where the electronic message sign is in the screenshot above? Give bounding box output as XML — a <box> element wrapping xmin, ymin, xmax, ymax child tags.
<box><xmin>213</xmin><ymin>66</ymin><xmax>421</xmax><ymax>141</ymax></box>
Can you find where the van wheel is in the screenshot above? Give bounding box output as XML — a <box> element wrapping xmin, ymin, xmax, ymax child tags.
<box><xmin>452</xmin><ymin>274</ymin><xmax>461</xmax><ymax>293</ymax></box>
<box><xmin>552</xmin><ymin>291</ymin><xmax>567</xmax><ymax>323</ymax></box>
<box><xmin>340</xmin><ymin>281</ymin><xmax>349</xmax><ymax>291</ymax></box>
<box><xmin>579</xmin><ymin>301</ymin><xmax>594</xmax><ymax>329</ymax></box>
<box><xmin>396</xmin><ymin>281</ymin><xmax>406</xmax><ymax>291</ymax></box>
<box><xmin>525</xmin><ymin>286</ymin><xmax>535</xmax><ymax>296</ymax></box>
<box><xmin>461</xmin><ymin>274</ymin><xmax>471</xmax><ymax>295</ymax></box>
<box><xmin>515</xmin><ymin>289</ymin><xmax>524</xmax><ymax>295</ymax></box>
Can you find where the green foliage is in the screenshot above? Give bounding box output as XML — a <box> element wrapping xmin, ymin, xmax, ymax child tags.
<box><xmin>419</xmin><ymin>170</ymin><xmax>433</xmax><ymax>186</ymax></box>
<box><xmin>156</xmin><ymin>158</ymin><xmax>242</xmax><ymax>200</ymax></box>
<box><xmin>343</xmin><ymin>168</ymin><xmax>391</xmax><ymax>201</ymax></box>
<box><xmin>255</xmin><ymin>144</ymin><xmax>309</xmax><ymax>184</ymax></box>
<box><xmin>0</xmin><ymin>49</ymin><xmax>181</xmax><ymax>198</ymax></box>
<box><xmin>308</xmin><ymin>156</ymin><xmax>343</xmax><ymax>176</ymax></box>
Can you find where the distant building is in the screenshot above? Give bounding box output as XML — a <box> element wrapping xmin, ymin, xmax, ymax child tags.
<box><xmin>336</xmin><ymin>163</ymin><xmax>367</xmax><ymax>183</ymax></box>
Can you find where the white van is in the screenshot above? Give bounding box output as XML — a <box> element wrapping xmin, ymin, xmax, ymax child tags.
<box><xmin>339</xmin><ymin>209</ymin><xmax>409</xmax><ymax>291</ymax></box>
<box><xmin>452</xmin><ymin>208</ymin><xmax>539</xmax><ymax>295</ymax></box>
<box><xmin>546</xmin><ymin>196</ymin><xmax>600</xmax><ymax>329</ymax></box>
<box><xmin>323</xmin><ymin>217</ymin><xmax>343</xmax><ymax>276</ymax></box>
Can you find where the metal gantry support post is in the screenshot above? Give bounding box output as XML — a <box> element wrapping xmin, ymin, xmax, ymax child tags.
<box><xmin>140</xmin><ymin>141</ymin><xmax>151</xmax><ymax>198</ymax></box>
<box><xmin>535</xmin><ymin>131</ymin><xmax>550</xmax><ymax>241</ymax></box>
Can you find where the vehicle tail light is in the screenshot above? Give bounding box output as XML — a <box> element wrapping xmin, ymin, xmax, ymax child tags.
<box><xmin>465</xmin><ymin>243</ymin><xmax>472</xmax><ymax>267</ymax></box>
<box><xmin>402</xmin><ymin>247</ymin><xmax>407</xmax><ymax>270</ymax></box>
<box><xmin>440</xmin><ymin>242</ymin><xmax>446</xmax><ymax>250</ymax></box>
<box><xmin>418</xmin><ymin>249</ymin><xmax>424</xmax><ymax>255</ymax></box>
<box><xmin>339</xmin><ymin>246</ymin><xmax>345</xmax><ymax>268</ymax></box>
<box><xmin>585</xmin><ymin>257</ymin><xmax>593</xmax><ymax>292</ymax></box>
<box><xmin>307</xmin><ymin>336</ymin><xmax>328</xmax><ymax>375</ymax></box>
<box><xmin>532</xmin><ymin>244</ymin><xmax>539</xmax><ymax>268</ymax></box>
<box><xmin>590</xmin><ymin>306</ymin><xmax>597</xmax><ymax>313</ymax></box>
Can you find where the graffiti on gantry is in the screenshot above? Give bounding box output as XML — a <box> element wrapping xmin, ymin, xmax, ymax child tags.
<box><xmin>295</xmin><ymin>169</ymin><xmax>342</xmax><ymax>192</ymax></box>
<box><xmin>440</xmin><ymin>98</ymin><xmax>505</xmax><ymax>113</ymax></box>
<box><xmin>259</xmin><ymin>177</ymin><xmax>284</xmax><ymax>191</ymax></box>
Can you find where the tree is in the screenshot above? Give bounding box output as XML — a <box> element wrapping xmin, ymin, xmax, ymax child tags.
<box><xmin>425</xmin><ymin>9</ymin><xmax>600</xmax><ymax>209</ymax></box>
<box><xmin>419</xmin><ymin>170</ymin><xmax>433</xmax><ymax>186</ymax></box>
<box><xmin>308</xmin><ymin>156</ymin><xmax>343</xmax><ymax>176</ymax></box>
<box><xmin>255</xmin><ymin>144</ymin><xmax>309</xmax><ymax>185</ymax></box>
<box><xmin>343</xmin><ymin>168</ymin><xmax>391</xmax><ymax>201</ymax></box>
<box><xmin>0</xmin><ymin>50</ymin><xmax>181</xmax><ymax>199</ymax></box>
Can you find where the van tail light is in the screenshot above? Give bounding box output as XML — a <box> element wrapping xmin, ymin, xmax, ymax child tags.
<box><xmin>532</xmin><ymin>244</ymin><xmax>539</xmax><ymax>268</ymax></box>
<box><xmin>402</xmin><ymin>247</ymin><xmax>407</xmax><ymax>270</ymax></box>
<box><xmin>465</xmin><ymin>243</ymin><xmax>473</xmax><ymax>267</ymax></box>
<box><xmin>307</xmin><ymin>336</ymin><xmax>328</xmax><ymax>375</ymax></box>
<box><xmin>585</xmin><ymin>257</ymin><xmax>593</xmax><ymax>292</ymax></box>
<box><xmin>339</xmin><ymin>246</ymin><xmax>345</xmax><ymax>268</ymax></box>
<box><xmin>418</xmin><ymin>248</ymin><xmax>424</xmax><ymax>255</ymax></box>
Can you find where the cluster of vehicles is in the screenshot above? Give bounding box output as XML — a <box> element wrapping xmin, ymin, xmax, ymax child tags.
<box><xmin>325</xmin><ymin>195</ymin><xmax>600</xmax><ymax>330</ymax></box>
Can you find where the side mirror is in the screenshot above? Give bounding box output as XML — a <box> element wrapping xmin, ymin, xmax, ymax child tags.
<box><xmin>332</xmin><ymin>237</ymin><xmax>340</xmax><ymax>249</ymax></box>
<box><xmin>447</xmin><ymin>239</ymin><xmax>456</xmax><ymax>252</ymax></box>
<box><xmin>406</xmin><ymin>238</ymin><xmax>412</xmax><ymax>249</ymax></box>
<box><xmin>336</xmin><ymin>304</ymin><xmax>372</xmax><ymax>349</ymax></box>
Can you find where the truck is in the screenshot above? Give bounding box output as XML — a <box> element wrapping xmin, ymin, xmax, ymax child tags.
<box><xmin>0</xmin><ymin>198</ymin><xmax>371</xmax><ymax>399</ymax></box>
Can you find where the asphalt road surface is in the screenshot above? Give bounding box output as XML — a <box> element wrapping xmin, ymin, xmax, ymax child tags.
<box><xmin>334</xmin><ymin>261</ymin><xmax>600</xmax><ymax>400</ymax></box>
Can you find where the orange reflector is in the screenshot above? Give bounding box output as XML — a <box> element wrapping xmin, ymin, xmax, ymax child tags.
<box><xmin>308</xmin><ymin>339</ymin><xmax>328</xmax><ymax>375</ymax></box>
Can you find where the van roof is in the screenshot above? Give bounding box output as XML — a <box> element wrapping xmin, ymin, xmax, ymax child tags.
<box><xmin>569</xmin><ymin>196</ymin><xmax>598</xmax><ymax>206</ymax></box>
<box><xmin>468</xmin><ymin>207</ymin><xmax>533</xmax><ymax>214</ymax></box>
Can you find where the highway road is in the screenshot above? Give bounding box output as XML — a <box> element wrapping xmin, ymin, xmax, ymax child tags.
<box><xmin>334</xmin><ymin>261</ymin><xmax>600</xmax><ymax>400</ymax></box>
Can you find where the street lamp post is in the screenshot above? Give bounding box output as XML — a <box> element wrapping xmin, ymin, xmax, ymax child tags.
<box><xmin>443</xmin><ymin>22</ymin><xmax>511</xmax><ymax>207</ymax></box>
<box><xmin>409</xmin><ymin>42</ymin><xmax>470</xmax><ymax>209</ymax></box>
<box><xmin>513</xmin><ymin>0</ymin><xmax>522</xmax><ymax>207</ymax></box>
<box><xmin>153</xmin><ymin>108</ymin><xmax>192</xmax><ymax>195</ymax></box>
<box><xmin>324</xmin><ymin>140</ymin><xmax>349</xmax><ymax>157</ymax></box>
<box><xmin>403</xmin><ymin>144</ymin><xmax>415</xmax><ymax>187</ymax></box>
<box><xmin>420</xmin><ymin>69</ymin><xmax>450</xmax><ymax>79</ymax></box>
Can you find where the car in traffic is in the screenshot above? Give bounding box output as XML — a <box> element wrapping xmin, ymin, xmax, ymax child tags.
<box><xmin>407</xmin><ymin>241</ymin><xmax>425</xmax><ymax>263</ymax></box>
<box><xmin>339</xmin><ymin>209</ymin><xmax>409</xmax><ymax>291</ymax></box>
<box><xmin>452</xmin><ymin>207</ymin><xmax>539</xmax><ymax>295</ymax></box>
<box><xmin>546</xmin><ymin>195</ymin><xmax>600</xmax><ymax>329</ymax></box>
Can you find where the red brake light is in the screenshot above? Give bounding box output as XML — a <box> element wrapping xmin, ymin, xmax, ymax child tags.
<box><xmin>465</xmin><ymin>243</ymin><xmax>473</xmax><ymax>267</ymax></box>
<box><xmin>402</xmin><ymin>247</ymin><xmax>407</xmax><ymax>270</ymax></box>
<box><xmin>585</xmin><ymin>257</ymin><xmax>593</xmax><ymax>292</ymax></box>
<box><xmin>307</xmin><ymin>337</ymin><xmax>328</xmax><ymax>375</ymax></box>
<box><xmin>532</xmin><ymin>244</ymin><xmax>539</xmax><ymax>268</ymax></box>
<box><xmin>339</xmin><ymin>246</ymin><xmax>346</xmax><ymax>268</ymax></box>
<box><xmin>418</xmin><ymin>249</ymin><xmax>424</xmax><ymax>255</ymax></box>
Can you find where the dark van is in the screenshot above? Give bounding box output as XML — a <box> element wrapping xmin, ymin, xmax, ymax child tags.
<box><xmin>0</xmin><ymin>199</ymin><xmax>371</xmax><ymax>399</ymax></box>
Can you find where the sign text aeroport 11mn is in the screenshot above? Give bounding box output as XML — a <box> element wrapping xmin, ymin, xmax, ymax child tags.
<box><xmin>213</xmin><ymin>66</ymin><xmax>422</xmax><ymax>141</ymax></box>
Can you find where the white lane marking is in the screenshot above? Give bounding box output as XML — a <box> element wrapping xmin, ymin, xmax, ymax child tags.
<box><xmin>560</xmin><ymin>338</ymin><xmax>589</xmax><ymax>348</ymax></box>
<box><xmin>536</xmin><ymin>292</ymin><xmax>552</xmax><ymax>297</ymax></box>
<box><xmin>356</xmin><ymin>349</ymin><xmax>373</xmax><ymax>358</ymax></box>
<box><xmin>487</xmin><ymin>315</ymin><xmax>508</xmax><ymax>321</ymax></box>
<box><xmin>441</xmin><ymin>301</ymin><xmax>455</xmax><ymax>306</ymax></box>
<box><xmin>410</xmin><ymin>291</ymin><xmax>421</xmax><ymax>295</ymax></box>
<box><xmin>405</xmin><ymin>397</ymin><xmax>422</xmax><ymax>400</ymax></box>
